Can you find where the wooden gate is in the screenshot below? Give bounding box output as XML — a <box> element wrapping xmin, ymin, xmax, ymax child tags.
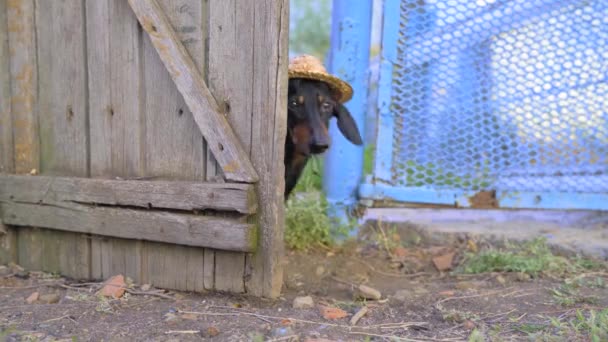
<box><xmin>0</xmin><ymin>0</ymin><xmax>287</xmax><ymax>297</ymax></box>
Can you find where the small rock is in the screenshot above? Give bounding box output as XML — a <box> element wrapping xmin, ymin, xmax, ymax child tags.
<box><xmin>432</xmin><ymin>251</ymin><xmax>455</xmax><ymax>272</ymax></box>
<box><xmin>163</xmin><ymin>313</ymin><xmax>178</xmax><ymax>323</ymax></box>
<box><xmin>270</xmin><ymin>327</ymin><xmax>293</xmax><ymax>338</ymax></box>
<box><xmin>516</xmin><ymin>273</ymin><xmax>531</xmax><ymax>282</ymax></box>
<box><xmin>180</xmin><ymin>313</ymin><xmax>198</xmax><ymax>320</ymax></box>
<box><xmin>349</xmin><ymin>306</ymin><xmax>369</xmax><ymax>326</ymax></box>
<box><xmin>464</xmin><ymin>320</ymin><xmax>476</xmax><ymax>330</ymax></box>
<box><xmin>438</xmin><ymin>290</ymin><xmax>455</xmax><ymax>297</ymax></box>
<box><xmin>320</xmin><ymin>306</ymin><xmax>348</xmax><ymax>320</ymax></box>
<box><xmin>206</xmin><ymin>326</ymin><xmax>220</xmax><ymax>337</ymax></box>
<box><xmin>293</xmin><ymin>296</ymin><xmax>315</xmax><ymax>309</ymax></box>
<box><xmin>39</xmin><ymin>293</ymin><xmax>60</xmax><ymax>304</ymax></box>
<box><xmin>392</xmin><ymin>246</ymin><xmax>408</xmax><ymax>259</ymax></box>
<box><xmin>413</xmin><ymin>287</ymin><xmax>429</xmax><ymax>295</ymax></box>
<box><xmin>26</xmin><ymin>291</ymin><xmax>39</xmax><ymax>304</ymax></box>
<box><xmin>455</xmin><ymin>281</ymin><xmax>476</xmax><ymax>290</ymax></box>
<box><xmin>140</xmin><ymin>284</ymin><xmax>151</xmax><ymax>291</ymax></box>
<box><xmin>356</xmin><ymin>284</ymin><xmax>382</xmax><ymax>300</ymax></box>
<box><xmin>496</xmin><ymin>275</ymin><xmax>506</xmax><ymax>285</ymax></box>
<box><xmin>392</xmin><ymin>289</ymin><xmax>409</xmax><ymax>302</ymax></box>
<box><xmin>99</xmin><ymin>274</ymin><xmax>126</xmax><ymax>298</ymax></box>
<box><xmin>315</xmin><ymin>266</ymin><xmax>325</xmax><ymax>277</ymax></box>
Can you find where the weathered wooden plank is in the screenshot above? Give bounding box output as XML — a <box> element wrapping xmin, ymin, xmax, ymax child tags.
<box><xmin>87</xmin><ymin>0</ymin><xmax>145</xmax><ymax>177</ymax></box>
<box><xmin>206</xmin><ymin>0</ymin><xmax>257</xmax><ymax>294</ymax></box>
<box><xmin>31</xmin><ymin>0</ymin><xmax>91</xmax><ymax>280</ymax></box>
<box><xmin>86</xmin><ymin>0</ymin><xmax>147</xmax><ymax>284</ymax></box>
<box><xmin>127</xmin><ymin>0</ymin><xmax>259</xmax><ymax>183</ymax></box>
<box><xmin>245</xmin><ymin>0</ymin><xmax>289</xmax><ymax>298</ymax></box>
<box><xmin>16</xmin><ymin>227</ymin><xmax>44</xmax><ymax>271</ymax></box>
<box><xmin>1</xmin><ymin>202</ymin><xmax>256</xmax><ymax>252</ymax></box>
<box><xmin>0</xmin><ymin>223</ymin><xmax>17</xmax><ymax>265</ymax></box>
<box><xmin>140</xmin><ymin>0</ymin><xmax>210</xmax><ymax>292</ymax></box>
<box><xmin>0</xmin><ymin>0</ymin><xmax>13</xmax><ymax>173</ymax></box>
<box><xmin>0</xmin><ymin>175</ymin><xmax>257</xmax><ymax>214</ymax></box>
<box><xmin>91</xmin><ymin>236</ymin><xmax>142</xmax><ymax>283</ymax></box>
<box><xmin>35</xmin><ymin>0</ymin><xmax>88</xmax><ymax>176</ymax></box>
<box><xmin>143</xmin><ymin>241</ymin><xmax>205</xmax><ymax>292</ymax></box>
<box><xmin>141</xmin><ymin>0</ymin><xmax>206</xmax><ymax>181</ymax></box>
<box><xmin>7</xmin><ymin>0</ymin><xmax>38</xmax><ymax>174</ymax></box>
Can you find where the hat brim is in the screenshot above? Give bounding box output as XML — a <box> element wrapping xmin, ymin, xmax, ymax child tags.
<box><xmin>288</xmin><ymin>70</ymin><xmax>353</xmax><ymax>104</ymax></box>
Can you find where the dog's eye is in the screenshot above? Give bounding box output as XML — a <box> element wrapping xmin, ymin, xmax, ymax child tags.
<box><xmin>289</xmin><ymin>99</ymin><xmax>298</xmax><ymax>107</ymax></box>
<box><xmin>321</xmin><ymin>102</ymin><xmax>333</xmax><ymax>111</ymax></box>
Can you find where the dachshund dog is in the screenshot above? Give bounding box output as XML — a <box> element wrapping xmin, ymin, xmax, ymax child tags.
<box><xmin>284</xmin><ymin>78</ymin><xmax>363</xmax><ymax>200</ymax></box>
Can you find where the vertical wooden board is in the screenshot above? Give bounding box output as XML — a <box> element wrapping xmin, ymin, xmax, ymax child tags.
<box><xmin>60</xmin><ymin>232</ymin><xmax>90</xmax><ymax>280</ymax></box>
<box><xmin>87</xmin><ymin>0</ymin><xmax>145</xmax><ymax>177</ymax></box>
<box><xmin>184</xmin><ymin>247</ymin><xmax>205</xmax><ymax>292</ymax></box>
<box><xmin>35</xmin><ymin>0</ymin><xmax>88</xmax><ymax>176</ymax></box>
<box><xmin>143</xmin><ymin>241</ymin><xmax>205</xmax><ymax>292</ymax></box>
<box><xmin>87</xmin><ymin>0</ymin><xmax>145</xmax><ymax>282</ymax></box>
<box><xmin>0</xmin><ymin>0</ymin><xmax>14</xmax><ymax>173</ymax></box>
<box><xmin>206</xmin><ymin>0</ymin><xmax>256</xmax><ymax>294</ymax></box>
<box><xmin>0</xmin><ymin>224</ymin><xmax>17</xmax><ymax>265</ymax></box>
<box><xmin>7</xmin><ymin>0</ymin><xmax>38</xmax><ymax>174</ymax></box>
<box><xmin>203</xmin><ymin>247</ymin><xmax>215</xmax><ymax>289</ymax></box>
<box><xmin>245</xmin><ymin>0</ymin><xmax>289</xmax><ymax>298</ymax></box>
<box><xmin>143</xmin><ymin>0</ymin><xmax>206</xmax><ymax>180</ymax></box>
<box><xmin>32</xmin><ymin>1</ymin><xmax>91</xmax><ymax>281</ymax></box>
<box><xmin>140</xmin><ymin>0</ymin><xmax>208</xmax><ymax>291</ymax></box>
<box><xmin>91</xmin><ymin>237</ymin><xmax>142</xmax><ymax>283</ymax></box>
<box><xmin>16</xmin><ymin>227</ymin><xmax>44</xmax><ymax>271</ymax></box>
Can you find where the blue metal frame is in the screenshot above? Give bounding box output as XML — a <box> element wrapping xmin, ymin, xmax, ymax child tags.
<box><xmin>327</xmin><ymin>0</ymin><xmax>608</xmax><ymax>213</ymax></box>
<box><xmin>357</xmin><ymin>0</ymin><xmax>608</xmax><ymax>211</ymax></box>
<box><xmin>323</xmin><ymin>0</ymin><xmax>373</xmax><ymax>235</ymax></box>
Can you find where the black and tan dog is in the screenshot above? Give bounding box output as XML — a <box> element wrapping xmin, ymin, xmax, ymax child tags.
<box><xmin>284</xmin><ymin>55</ymin><xmax>363</xmax><ymax>200</ymax></box>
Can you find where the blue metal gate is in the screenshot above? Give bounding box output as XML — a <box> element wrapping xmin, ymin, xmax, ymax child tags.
<box><xmin>337</xmin><ymin>0</ymin><xmax>608</xmax><ymax>211</ymax></box>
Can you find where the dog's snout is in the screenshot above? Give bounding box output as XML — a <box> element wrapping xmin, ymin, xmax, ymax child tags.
<box><xmin>310</xmin><ymin>143</ymin><xmax>329</xmax><ymax>154</ymax></box>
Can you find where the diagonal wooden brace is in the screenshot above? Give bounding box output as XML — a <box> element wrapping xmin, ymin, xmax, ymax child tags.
<box><xmin>128</xmin><ymin>0</ymin><xmax>259</xmax><ymax>183</ymax></box>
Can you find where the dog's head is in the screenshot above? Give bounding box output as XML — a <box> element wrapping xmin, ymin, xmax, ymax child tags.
<box><xmin>287</xmin><ymin>78</ymin><xmax>363</xmax><ymax>156</ymax></box>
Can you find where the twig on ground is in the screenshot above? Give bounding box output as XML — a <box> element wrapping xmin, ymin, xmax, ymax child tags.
<box><xmin>349</xmin><ymin>331</ymin><xmax>461</xmax><ymax>342</ymax></box>
<box><xmin>357</xmin><ymin>258</ymin><xmax>430</xmax><ymax>278</ymax></box>
<box><xmin>40</xmin><ymin>314</ymin><xmax>72</xmax><ymax>324</ymax></box>
<box><xmin>482</xmin><ymin>308</ymin><xmax>517</xmax><ymax>323</ymax></box>
<box><xmin>436</xmin><ymin>287</ymin><xmax>514</xmax><ymax>306</ymax></box>
<box><xmin>179</xmin><ymin>308</ymin><xmax>429</xmax><ymax>331</ymax></box>
<box><xmin>125</xmin><ymin>288</ymin><xmax>174</xmax><ymax>300</ymax></box>
<box><xmin>266</xmin><ymin>335</ymin><xmax>299</xmax><ymax>342</ymax></box>
<box><xmin>164</xmin><ymin>330</ymin><xmax>200</xmax><ymax>335</ymax></box>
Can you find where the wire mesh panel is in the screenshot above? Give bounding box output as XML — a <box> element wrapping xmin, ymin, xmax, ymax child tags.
<box><xmin>369</xmin><ymin>0</ymin><xmax>607</xmax><ymax>206</ymax></box>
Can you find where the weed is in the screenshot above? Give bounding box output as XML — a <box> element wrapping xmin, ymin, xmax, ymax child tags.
<box><xmin>467</xmin><ymin>329</ymin><xmax>484</xmax><ymax>342</ymax></box>
<box><xmin>457</xmin><ymin>237</ymin><xmax>587</xmax><ymax>278</ymax></box>
<box><xmin>284</xmin><ymin>192</ymin><xmax>353</xmax><ymax>251</ymax></box>
<box><xmin>549</xmin><ymin>283</ymin><xmax>598</xmax><ymax>307</ymax></box>
<box><xmin>515</xmin><ymin>323</ymin><xmax>547</xmax><ymax>334</ymax></box>
<box><xmin>293</xmin><ymin>156</ymin><xmax>324</xmax><ymax>193</ymax></box>
<box><xmin>547</xmin><ymin>309</ymin><xmax>608</xmax><ymax>341</ymax></box>
<box><xmin>372</xmin><ymin>223</ymin><xmax>401</xmax><ymax>254</ymax></box>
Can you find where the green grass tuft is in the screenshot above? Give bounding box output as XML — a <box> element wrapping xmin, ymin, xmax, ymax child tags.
<box><xmin>458</xmin><ymin>237</ymin><xmax>594</xmax><ymax>278</ymax></box>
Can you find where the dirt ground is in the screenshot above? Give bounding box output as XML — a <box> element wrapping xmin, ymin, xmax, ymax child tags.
<box><xmin>1</xmin><ymin>224</ymin><xmax>607</xmax><ymax>342</ymax></box>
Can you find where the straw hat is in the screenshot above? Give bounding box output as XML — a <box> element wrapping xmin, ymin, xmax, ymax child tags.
<box><xmin>288</xmin><ymin>54</ymin><xmax>353</xmax><ymax>103</ymax></box>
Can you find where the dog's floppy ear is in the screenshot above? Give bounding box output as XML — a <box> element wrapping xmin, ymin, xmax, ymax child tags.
<box><xmin>334</xmin><ymin>103</ymin><xmax>363</xmax><ymax>145</ymax></box>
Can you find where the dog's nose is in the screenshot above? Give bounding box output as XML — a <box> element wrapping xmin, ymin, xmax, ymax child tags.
<box><xmin>310</xmin><ymin>144</ymin><xmax>329</xmax><ymax>154</ymax></box>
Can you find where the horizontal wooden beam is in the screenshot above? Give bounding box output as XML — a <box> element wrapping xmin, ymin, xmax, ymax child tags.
<box><xmin>127</xmin><ymin>0</ymin><xmax>259</xmax><ymax>183</ymax></box>
<box><xmin>0</xmin><ymin>175</ymin><xmax>256</xmax><ymax>214</ymax></box>
<box><xmin>0</xmin><ymin>201</ymin><xmax>257</xmax><ymax>252</ymax></box>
